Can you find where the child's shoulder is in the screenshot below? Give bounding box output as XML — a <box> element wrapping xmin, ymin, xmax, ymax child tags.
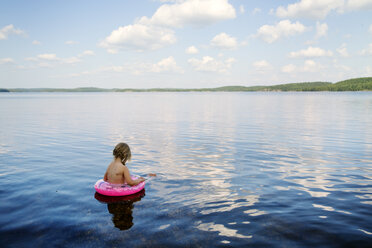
<box><xmin>109</xmin><ymin>161</ymin><xmax>125</xmax><ymax>170</ymax></box>
<box><xmin>114</xmin><ymin>161</ymin><xmax>127</xmax><ymax>170</ymax></box>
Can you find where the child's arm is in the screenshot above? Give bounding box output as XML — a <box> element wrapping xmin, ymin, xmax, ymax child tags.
<box><xmin>123</xmin><ymin>166</ymin><xmax>145</xmax><ymax>186</ymax></box>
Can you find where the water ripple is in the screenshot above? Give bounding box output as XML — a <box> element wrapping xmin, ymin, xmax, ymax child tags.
<box><xmin>0</xmin><ymin>92</ymin><xmax>371</xmax><ymax>247</ymax></box>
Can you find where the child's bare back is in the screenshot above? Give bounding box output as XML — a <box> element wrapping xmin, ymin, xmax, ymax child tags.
<box><xmin>103</xmin><ymin>143</ymin><xmax>155</xmax><ymax>186</ymax></box>
<box><xmin>104</xmin><ymin>160</ymin><xmax>126</xmax><ymax>184</ymax></box>
<box><xmin>104</xmin><ymin>157</ymin><xmax>145</xmax><ymax>186</ymax></box>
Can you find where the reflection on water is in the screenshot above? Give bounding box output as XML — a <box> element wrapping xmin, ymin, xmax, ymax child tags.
<box><xmin>0</xmin><ymin>92</ymin><xmax>371</xmax><ymax>247</ymax></box>
<box><xmin>94</xmin><ymin>190</ymin><xmax>145</xmax><ymax>230</ymax></box>
<box><xmin>196</xmin><ymin>221</ymin><xmax>253</xmax><ymax>239</ymax></box>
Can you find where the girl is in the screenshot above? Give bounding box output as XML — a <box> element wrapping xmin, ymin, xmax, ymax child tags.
<box><xmin>104</xmin><ymin>143</ymin><xmax>153</xmax><ymax>186</ymax></box>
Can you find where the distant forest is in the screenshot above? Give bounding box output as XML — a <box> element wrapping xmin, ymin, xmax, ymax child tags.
<box><xmin>1</xmin><ymin>77</ymin><xmax>372</xmax><ymax>92</ymax></box>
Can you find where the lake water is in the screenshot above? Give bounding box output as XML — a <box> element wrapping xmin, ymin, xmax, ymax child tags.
<box><xmin>0</xmin><ymin>92</ymin><xmax>371</xmax><ymax>247</ymax></box>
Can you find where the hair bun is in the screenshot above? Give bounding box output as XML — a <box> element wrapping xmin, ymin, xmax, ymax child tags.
<box><xmin>113</xmin><ymin>143</ymin><xmax>131</xmax><ymax>164</ymax></box>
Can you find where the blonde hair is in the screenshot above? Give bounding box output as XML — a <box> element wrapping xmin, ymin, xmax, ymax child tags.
<box><xmin>113</xmin><ymin>143</ymin><xmax>131</xmax><ymax>165</ymax></box>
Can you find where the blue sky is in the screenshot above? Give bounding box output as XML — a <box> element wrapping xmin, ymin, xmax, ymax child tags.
<box><xmin>0</xmin><ymin>0</ymin><xmax>371</xmax><ymax>89</ymax></box>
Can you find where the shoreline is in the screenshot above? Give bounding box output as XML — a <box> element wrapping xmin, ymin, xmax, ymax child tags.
<box><xmin>1</xmin><ymin>77</ymin><xmax>371</xmax><ymax>92</ymax></box>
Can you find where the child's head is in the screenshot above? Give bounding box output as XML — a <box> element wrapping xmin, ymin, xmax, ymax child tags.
<box><xmin>113</xmin><ymin>143</ymin><xmax>132</xmax><ymax>165</ymax></box>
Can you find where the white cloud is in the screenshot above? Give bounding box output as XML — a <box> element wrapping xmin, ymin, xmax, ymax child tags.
<box><xmin>188</xmin><ymin>56</ymin><xmax>235</xmax><ymax>73</ymax></box>
<box><xmin>62</xmin><ymin>57</ymin><xmax>81</xmax><ymax>64</ymax></box>
<box><xmin>65</xmin><ymin>40</ymin><xmax>79</xmax><ymax>45</ymax></box>
<box><xmin>257</xmin><ymin>20</ymin><xmax>307</xmax><ymax>43</ymax></box>
<box><xmin>146</xmin><ymin>0</ymin><xmax>236</xmax><ymax>28</ymax></box>
<box><xmin>104</xmin><ymin>66</ymin><xmax>125</xmax><ymax>73</ymax></box>
<box><xmin>100</xmin><ymin>0</ymin><xmax>236</xmax><ymax>53</ymax></box>
<box><xmin>282</xmin><ymin>60</ymin><xmax>324</xmax><ymax>73</ymax></box>
<box><xmin>239</xmin><ymin>5</ymin><xmax>245</xmax><ymax>14</ymax></box>
<box><xmin>369</xmin><ymin>24</ymin><xmax>372</xmax><ymax>34</ymax></box>
<box><xmin>276</xmin><ymin>0</ymin><xmax>372</xmax><ymax>20</ymax></box>
<box><xmin>71</xmin><ymin>56</ymin><xmax>184</xmax><ymax>76</ymax></box>
<box><xmin>360</xmin><ymin>43</ymin><xmax>372</xmax><ymax>55</ymax></box>
<box><xmin>304</xmin><ymin>22</ymin><xmax>328</xmax><ymax>44</ymax></box>
<box><xmin>38</xmin><ymin>54</ymin><xmax>59</xmax><ymax>60</ymax></box>
<box><xmin>150</xmin><ymin>56</ymin><xmax>184</xmax><ymax>73</ymax></box>
<box><xmin>252</xmin><ymin>60</ymin><xmax>271</xmax><ymax>71</ymax></box>
<box><xmin>282</xmin><ymin>64</ymin><xmax>296</xmax><ymax>73</ymax></box>
<box><xmin>333</xmin><ymin>62</ymin><xmax>351</xmax><ymax>72</ymax></box>
<box><xmin>211</xmin><ymin>32</ymin><xmax>237</xmax><ymax>49</ymax></box>
<box><xmin>157</xmin><ymin>0</ymin><xmax>183</xmax><ymax>2</ymax></box>
<box><xmin>32</xmin><ymin>40</ymin><xmax>41</xmax><ymax>45</ymax></box>
<box><xmin>186</xmin><ymin>46</ymin><xmax>199</xmax><ymax>54</ymax></box>
<box><xmin>344</xmin><ymin>34</ymin><xmax>352</xmax><ymax>39</ymax></box>
<box><xmin>252</xmin><ymin>8</ymin><xmax>261</xmax><ymax>14</ymax></box>
<box><xmin>24</xmin><ymin>57</ymin><xmax>38</xmax><ymax>62</ymax></box>
<box><xmin>345</xmin><ymin>0</ymin><xmax>372</xmax><ymax>10</ymax></box>
<box><xmin>315</xmin><ymin>22</ymin><xmax>328</xmax><ymax>38</ymax></box>
<box><xmin>27</xmin><ymin>53</ymin><xmax>83</xmax><ymax>66</ymax></box>
<box><xmin>0</xmin><ymin>24</ymin><xmax>24</xmax><ymax>40</ymax></box>
<box><xmin>37</xmin><ymin>62</ymin><xmax>53</xmax><ymax>68</ymax></box>
<box><xmin>304</xmin><ymin>40</ymin><xmax>316</xmax><ymax>46</ymax></box>
<box><xmin>363</xmin><ymin>65</ymin><xmax>372</xmax><ymax>76</ymax></box>
<box><xmin>276</xmin><ymin>0</ymin><xmax>344</xmax><ymax>19</ymax></box>
<box><xmin>99</xmin><ymin>23</ymin><xmax>176</xmax><ymax>53</ymax></box>
<box><xmin>289</xmin><ymin>46</ymin><xmax>333</xmax><ymax>58</ymax></box>
<box><xmin>337</xmin><ymin>43</ymin><xmax>349</xmax><ymax>57</ymax></box>
<box><xmin>79</xmin><ymin>50</ymin><xmax>95</xmax><ymax>57</ymax></box>
<box><xmin>0</xmin><ymin>58</ymin><xmax>15</xmax><ymax>64</ymax></box>
<box><xmin>332</xmin><ymin>59</ymin><xmax>352</xmax><ymax>73</ymax></box>
<box><xmin>303</xmin><ymin>59</ymin><xmax>321</xmax><ymax>72</ymax></box>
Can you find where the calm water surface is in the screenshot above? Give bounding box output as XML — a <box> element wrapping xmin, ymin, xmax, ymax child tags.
<box><xmin>0</xmin><ymin>92</ymin><xmax>371</xmax><ymax>247</ymax></box>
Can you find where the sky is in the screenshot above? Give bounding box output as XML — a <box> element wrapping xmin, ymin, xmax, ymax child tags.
<box><xmin>0</xmin><ymin>0</ymin><xmax>371</xmax><ymax>89</ymax></box>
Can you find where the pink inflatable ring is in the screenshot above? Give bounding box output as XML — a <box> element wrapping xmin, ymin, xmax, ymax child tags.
<box><xmin>94</xmin><ymin>176</ymin><xmax>145</xmax><ymax>196</ymax></box>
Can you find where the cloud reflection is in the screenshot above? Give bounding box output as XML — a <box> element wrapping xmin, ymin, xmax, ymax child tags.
<box><xmin>312</xmin><ymin>204</ymin><xmax>352</xmax><ymax>215</ymax></box>
<box><xmin>196</xmin><ymin>221</ymin><xmax>252</xmax><ymax>239</ymax></box>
